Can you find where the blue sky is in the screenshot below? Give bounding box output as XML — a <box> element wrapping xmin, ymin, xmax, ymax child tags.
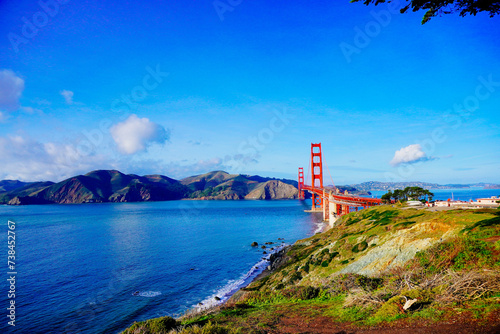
<box><xmin>0</xmin><ymin>0</ymin><xmax>499</xmax><ymax>184</ymax></box>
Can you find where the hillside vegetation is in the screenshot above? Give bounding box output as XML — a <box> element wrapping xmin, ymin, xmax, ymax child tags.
<box><xmin>181</xmin><ymin>171</ymin><xmax>299</xmax><ymax>200</ymax></box>
<box><xmin>122</xmin><ymin>206</ymin><xmax>500</xmax><ymax>333</ymax></box>
<box><xmin>0</xmin><ymin>170</ymin><xmax>299</xmax><ymax>204</ymax></box>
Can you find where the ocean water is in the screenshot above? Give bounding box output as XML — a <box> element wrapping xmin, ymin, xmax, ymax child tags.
<box><xmin>0</xmin><ymin>200</ymin><xmax>324</xmax><ymax>334</ymax></box>
<box><xmin>370</xmin><ymin>188</ymin><xmax>500</xmax><ymax>202</ymax></box>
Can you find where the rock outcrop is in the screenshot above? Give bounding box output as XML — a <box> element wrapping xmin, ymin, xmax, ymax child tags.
<box><xmin>245</xmin><ymin>180</ymin><xmax>299</xmax><ymax>199</ymax></box>
<box><xmin>181</xmin><ymin>171</ymin><xmax>300</xmax><ymax>200</ymax></box>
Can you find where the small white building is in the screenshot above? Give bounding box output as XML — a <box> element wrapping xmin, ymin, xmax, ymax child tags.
<box><xmin>432</xmin><ymin>196</ymin><xmax>499</xmax><ymax>208</ymax></box>
<box><xmin>476</xmin><ymin>196</ymin><xmax>500</xmax><ymax>205</ymax></box>
<box><xmin>434</xmin><ymin>200</ymin><xmax>470</xmax><ymax>207</ymax></box>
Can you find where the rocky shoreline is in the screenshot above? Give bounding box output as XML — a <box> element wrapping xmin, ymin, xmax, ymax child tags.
<box><xmin>189</xmin><ymin>224</ymin><xmax>330</xmax><ymax>316</ymax></box>
<box><xmin>183</xmin><ymin>243</ymin><xmax>292</xmax><ymax>319</ymax></box>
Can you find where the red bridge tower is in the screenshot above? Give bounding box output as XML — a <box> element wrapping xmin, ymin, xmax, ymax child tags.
<box><xmin>311</xmin><ymin>143</ymin><xmax>323</xmax><ymax>209</ymax></box>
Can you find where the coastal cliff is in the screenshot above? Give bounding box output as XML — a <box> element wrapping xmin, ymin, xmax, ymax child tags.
<box><xmin>123</xmin><ymin>206</ymin><xmax>500</xmax><ymax>333</ymax></box>
<box><xmin>244</xmin><ymin>180</ymin><xmax>299</xmax><ymax>199</ymax></box>
<box><xmin>181</xmin><ymin>171</ymin><xmax>300</xmax><ymax>200</ymax></box>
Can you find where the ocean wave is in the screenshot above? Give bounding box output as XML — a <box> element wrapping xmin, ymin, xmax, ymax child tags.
<box><xmin>135</xmin><ymin>291</ymin><xmax>162</xmax><ymax>297</ymax></box>
<box><xmin>194</xmin><ymin>244</ymin><xmax>287</xmax><ymax>310</ymax></box>
<box><xmin>313</xmin><ymin>221</ymin><xmax>327</xmax><ymax>234</ymax></box>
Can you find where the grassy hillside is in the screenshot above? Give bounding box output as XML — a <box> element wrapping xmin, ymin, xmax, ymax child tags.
<box><xmin>181</xmin><ymin>171</ymin><xmax>299</xmax><ymax>200</ymax></box>
<box><xmin>0</xmin><ymin>170</ymin><xmax>303</xmax><ymax>204</ymax></box>
<box><xmin>0</xmin><ymin>170</ymin><xmax>190</xmax><ymax>204</ymax></box>
<box><xmin>122</xmin><ymin>206</ymin><xmax>500</xmax><ymax>333</ymax></box>
<box><xmin>0</xmin><ymin>180</ymin><xmax>34</xmax><ymax>192</ymax></box>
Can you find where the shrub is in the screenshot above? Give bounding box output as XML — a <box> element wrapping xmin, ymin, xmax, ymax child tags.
<box><xmin>123</xmin><ymin>316</ymin><xmax>177</xmax><ymax>334</ymax></box>
<box><xmin>281</xmin><ymin>286</ymin><xmax>321</xmax><ymax>300</ymax></box>
<box><xmin>372</xmin><ymin>296</ymin><xmax>404</xmax><ymax>321</ymax></box>
<box><xmin>355</xmin><ymin>276</ymin><xmax>384</xmax><ymax>291</ymax></box>
<box><xmin>289</xmin><ymin>271</ymin><xmax>302</xmax><ymax>283</ymax></box>
<box><xmin>352</xmin><ymin>241</ymin><xmax>368</xmax><ymax>253</ymax></box>
<box><xmin>168</xmin><ymin>321</ymin><xmax>240</xmax><ymax>334</ymax></box>
<box><xmin>329</xmin><ymin>251</ymin><xmax>339</xmax><ymax>260</ymax></box>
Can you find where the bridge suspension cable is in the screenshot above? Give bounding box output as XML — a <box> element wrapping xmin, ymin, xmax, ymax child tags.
<box><xmin>322</xmin><ymin>152</ymin><xmax>337</xmax><ymax>192</ymax></box>
<box><xmin>298</xmin><ymin>143</ymin><xmax>382</xmax><ymax>220</ymax></box>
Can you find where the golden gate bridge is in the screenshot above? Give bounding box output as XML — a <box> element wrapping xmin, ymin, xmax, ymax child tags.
<box><xmin>298</xmin><ymin>143</ymin><xmax>382</xmax><ymax>223</ymax></box>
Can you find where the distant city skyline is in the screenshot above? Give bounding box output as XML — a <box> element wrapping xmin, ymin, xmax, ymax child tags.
<box><xmin>0</xmin><ymin>1</ymin><xmax>499</xmax><ymax>184</ymax></box>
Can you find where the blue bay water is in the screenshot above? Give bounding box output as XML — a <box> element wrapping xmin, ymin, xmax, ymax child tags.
<box><xmin>370</xmin><ymin>188</ymin><xmax>500</xmax><ymax>202</ymax></box>
<box><xmin>0</xmin><ymin>200</ymin><xmax>323</xmax><ymax>334</ymax></box>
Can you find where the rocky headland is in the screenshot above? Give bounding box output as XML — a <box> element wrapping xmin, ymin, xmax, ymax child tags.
<box><xmin>122</xmin><ymin>205</ymin><xmax>500</xmax><ymax>333</ymax></box>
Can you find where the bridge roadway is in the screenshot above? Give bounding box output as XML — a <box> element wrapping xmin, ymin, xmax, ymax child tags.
<box><xmin>301</xmin><ymin>185</ymin><xmax>382</xmax><ymax>207</ymax></box>
<box><xmin>298</xmin><ymin>142</ymin><xmax>382</xmax><ymax>223</ymax></box>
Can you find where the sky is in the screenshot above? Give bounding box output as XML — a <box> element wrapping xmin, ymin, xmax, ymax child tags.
<box><xmin>0</xmin><ymin>0</ymin><xmax>499</xmax><ymax>185</ymax></box>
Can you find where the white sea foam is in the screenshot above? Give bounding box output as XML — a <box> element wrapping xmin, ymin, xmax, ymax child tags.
<box><xmin>194</xmin><ymin>244</ymin><xmax>287</xmax><ymax>311</ymax></box>
<box><xmin>138</xmin><ymin>291</ymin><xmax>162</xmax><ymax>297</ymax></box>
<box><xmin>313</xmin><ymin>221</ymin><xmax>327</xmax><ymax>234</ymax></box>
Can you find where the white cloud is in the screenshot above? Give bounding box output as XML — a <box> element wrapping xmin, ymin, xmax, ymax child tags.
<box><xmin>0</xmin><ymin>69</ymin><xmax>24</xmax><ymax>111</ymax></box>
<box><xmin>60</xmin><ymin>90</ymin><xmax>74</xmax><ymax>104</ymax></box>
<box><xmin>110</xmin><ymin>114</ymin><xmax>169</xmax><ymax>154</ymax></box>
<box><xmin>0</xmin><ymin>135</ymin><xmax>111</xmax><ymax>181</ymax></box>
<box><xmin>390</xmin><ymin>144</ymin><xmax>435</xmax><ymax>166</ymax></box>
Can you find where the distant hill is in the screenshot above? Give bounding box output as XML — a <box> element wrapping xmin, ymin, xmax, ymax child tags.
<box><xmin>0</xmin><ymin>181</ymin><xmax>56</xmax><ymax>204</ymax></box>
<box><xmin>0</xmin><ymin>170</ymin><xmax>190</xmax><ymax>205</ymax></box>
<box><xmin>0</xmin><ymin>180</ymin><xmax>34</xmax><ymax>192</ymax></box>
<box><xmin>324</xmin><ymin>185</ymin><xmax>372</xmax><ymax>196</ymax></box>
<box><xmin>0</xmin><ymin>170</ymin><xmax>301</xmax><ymax>205</ymax></box>
<box><xmin>180</xmin><ymin>171</ymin><xmax>299</xmax><ymax>200</ymax></box>
<box><xmin>245</xmin><ymin>180</ymin><xmax>298</xmax><ymax>199</ymax></box>
<box><xmin>348</xmin><ymin>181</ymin><xmax>475</xmax><ymax>192</ymax></box>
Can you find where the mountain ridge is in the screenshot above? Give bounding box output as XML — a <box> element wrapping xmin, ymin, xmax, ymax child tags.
<box><xmin>0</xmin><ymin>170</ymin><xmax>300</xmax><ymax>205</ymax></box>
<box><xmin>2</xmin><ymin>171</ymin><xmax>498</xmax><ymax>205</ymax></box>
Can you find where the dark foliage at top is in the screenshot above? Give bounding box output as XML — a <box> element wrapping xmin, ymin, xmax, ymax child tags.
<box><xmin>351</xmin><ymin>0</ymin><xmax>500</xmax><ymax>23</ymax></box>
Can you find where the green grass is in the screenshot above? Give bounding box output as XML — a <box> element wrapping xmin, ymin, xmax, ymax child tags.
<box><xmin>122</xmin><ymin>207</ymin><xmax>500</xmax><ymax>333</ymax></box>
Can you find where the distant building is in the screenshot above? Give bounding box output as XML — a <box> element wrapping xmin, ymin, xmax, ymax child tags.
<box><xmin>433</xmin><ymin>196</ymin><xmax>499</xmax><ymax>208</ymax></box>
<box><xmin>476</xmin><ymin>196</ymin><xmax>500</xmax><ymax>205</ymax></box>
<box><xmin>434</xmin><ymin>199</ymin><xmax>469</xmax><ymax>207</ymax></box>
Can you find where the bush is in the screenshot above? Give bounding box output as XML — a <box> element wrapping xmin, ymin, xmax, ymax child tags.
<box><xmin>168</xmin><ymin>321</ymin><xmax>240</xmax><ymax>334</ymax></box>
<box><xmin>355</xmin><ymin>276</ymin><xmax>384</xmax><ymax>291</ymax></box>
<box><xmin>372</xmin><ymin>295</ymin><xmax>404</xmax><ymax>321</ymax></box>
<box><xmin>289</xmin><ymin>271</ymin><xmax>302</xmax><ymax>283</ymax></box>
<box><xmin>123</xmin><ymin>316</ymin><xmax>177</xmax><ymax>334</ymax></box>
<box><xmin>281</xmin><ymin>286</ymin><xmax>321</xmax><ymax>300</ymax></box>
<box><xmin>352</xmin><ymin>241</ymin><xmax>368</xmax><ymax>253</ymax></box>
